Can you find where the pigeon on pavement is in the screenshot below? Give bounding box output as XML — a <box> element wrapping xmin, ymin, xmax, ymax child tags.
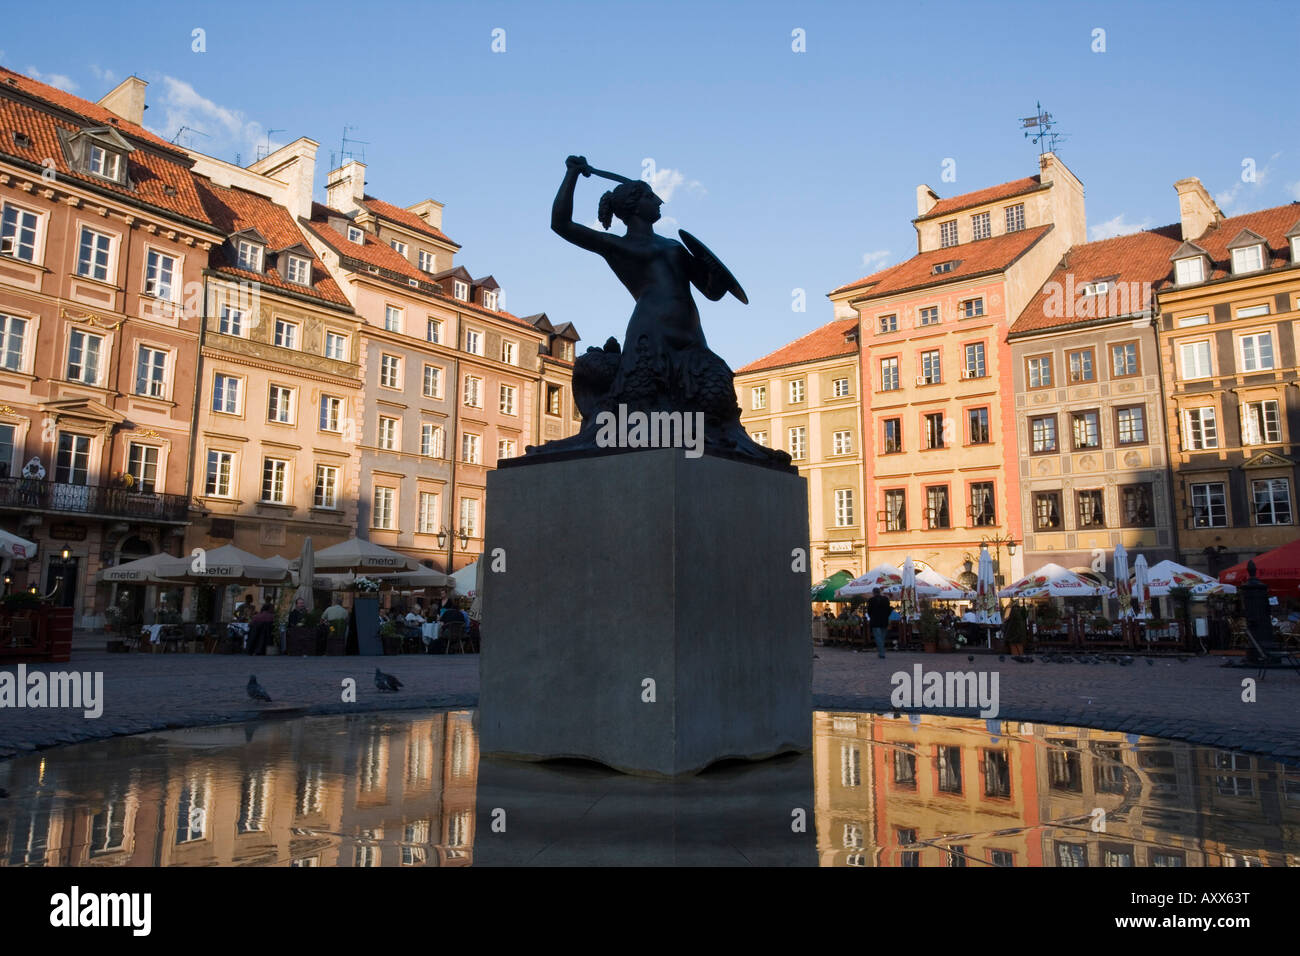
<box><xmin>247</xmin><ymin>675</ymin><xmax>271</xmax><ymax>702</ymax></box>
<box><xmin>375</xmin><ymin>668</ymin><xmax>403</xmax><ymax>692</ymax></box>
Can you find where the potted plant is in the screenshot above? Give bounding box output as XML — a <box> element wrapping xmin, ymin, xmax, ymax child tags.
<box><xmin>379</xmin><ymin>620</ymin><xmax>402</xmax><ymax>655</ymax></box>
<box><xmin>919</xmin><ymin>606</ymin><xmax>941</xmax><ymax>652</ymax></box>
<box><xmin>1036</xmin><ymin>601</ymin><xmax>1061</xmax><ymax>634</ymax></box>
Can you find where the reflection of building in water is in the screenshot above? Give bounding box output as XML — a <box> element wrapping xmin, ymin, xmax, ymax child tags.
<box><xmin>813</xmin><ymin>712</ymin><xmax>1300</xmax><ymax>867</ymax></box>
<box><xmin>0</xmin><ymin>711</ymin><xmax>478</xmax><ymax>867</ymax></box>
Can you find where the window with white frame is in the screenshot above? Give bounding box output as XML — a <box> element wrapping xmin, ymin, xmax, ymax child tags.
<box><xmin>560</xmin><ymin>341</ymin><xmax>574</xmax><ymax>360</ymax></box>
<box><xmin>939</xmin><ymin>220</ymin><xmax>958</xmax><ymax>248</ymax></box>
<box><xmin>483</xmin><ymin>291</ymin><xmax>498</xmax><ymax>311</ymax></box>
<box><xmin>420</xmin><ymin>423</ymin><xmax>444</xmax><ymax>458</ymax></box>
<box><xmin>546</xmin><ymin>384</ymin><xmax>562</xmax><ymax>416</ymax></box>
<box><xmin>499</xmin><ymin>384</ymin><xmax>517</xmax><ymax>415</ymax></box>
<box><xmin>418</xmin><ymin>492</ymin><xmax>439</xmax><ymax>533</ymax></box>
<box><xmin>1175</xmin><ymin>256</ymin><xmax>1204</xmax><ymax>285</ymax></box>
<box><xmin>314</xmin><ymin>465</ymin><xmax>339</xmax><ymax>508</ymax></box>
<box><xmin>920</xmin><ymin>350</ymin><xmax>942</xmax><ymax>385</ymax></box>
<box><xmin>422</xmin><ymin>364</ymin><xmax>443</xmax><ymax>398</ymax></box>
<box><xmin>76</xmin><ymin>226</ymin><xmax>113</xmax><ymax>281</ymax></box>
<box><xmin>0</xmin><ymin>314</ymin><xmax>28</xmax><ymax>372</ymax></box>
<box><xmin>961</xmin><ymin>298</ymin><xmax>984</xmax><ymax>318</ymax></box>
<box><xmin>382</xmin><ymin>305</ymin><xmax>401</xmax><ymax>333</ymax></box>
<box><xmin>347</xmin><ymin>225</ymin><xmax>364</xmax><ymax>244</ymax></box>
<box><xmin>325</xmin><ymin>331</ymin><xmax>347</xmax><ymax>360</ymax></box>
<box><xmin>1005</xmin><ymin>204</ymin><xmax>1025</xmax><ymax>232</ymax></box>
<box><xmin>1191</xmin><ymin>482</ymin><xmax>1227</xmax><ymax>528</ymax></box>
<box><xmin>788</xmin><ymin>379</ymin><xmax>805</xmax><ymax>403</ymax></box>
<box><xmin>1</xmin><ymin>204</ymin><xmax>41</xmax><ymax>262</ymax></box>
<box><xmin>67</xmin><ymin>329</ymin><xmax>104</xmax><ymax>384</ymax></box>
<box><xmin>373</xmin><ymin>487</ymin><xmax>395</xmax><ymax>529</ymax></box>
<box><xmin>389</xmin><ymin>239</ymin><xmax>408</xmax><ymax>256</ymax></box>
<box><xmin>834</xmin><ymin>489</ymin><xmax>855</xmax><ymax>527</ymax></box>
<box><xmin>274</xmin><ymin>318</ymin><xmax>299</xmax><ymax>350</ymax></box>
<box><xmin>1237</xmin><ymin>304</ymin><xmax>1270</xmax><ymax>319</ymax></box>
<box><xmin>1232</xmin><ymin>244</ymin><xmax>1264</xmax><ymax>274</ymax></box>
<box><xmin>285</xmin><ymin>255</ymin><xmax>311</xmax><ymax>285</ymax></box>
<box><xmin>881</xmin><ymin>357</ymin><xmax>899</xmax><ymax>390</ymax></box>
<box><xmin>459</xmin><ymin>498</ymin><xmax>479</xmax><ymax>537</ymax></box>
<box><xmin>498</xmin><ymin>438</ymin><xmax>516</xmax><ymax>461</ymax></box>
<box><xmin>501</xmin><ymin>340</ymin><xmax>516</xmax><ymax>365</ymax></box>
<box><xmin>145</xmin><ymin>249</ymin><xmax>178</xmax><ymax>301</ymax></box>
<box><xmin>751</xmin><ymin>386</ymin><xmax>766</xmax><ymax>409</ymax></box>
<box><xmin>454</xmin><ymin>280</ymin><xmax>469</xmax><ymax>301</ymax></box>
<box><xmin>461</xmin><ymin>432</ymin><xmax>481</xmax><ymax>464</ymax></box>
<box><xmin>262</xmin><ymin>458</ymin><xmax>289</xmax><ymax>503</ymax></box>
<box><xmin>127</xmin><ymin>442</ymin><xmax>159</xmax><ymax>493</ymax></box>
<box><xmin>212</xmin><ymin>374</ymin><xmax>241</xmax><ymax>414</ymax></box>
<box><xmin>55</xmin><ymin>432</ymin><xmax>91</xmax><ymax>485</ymax></box>
<box><xmin>971</xmin><ymin>211</ymin><xmax>990</xmax><ymax>240</ymax></box>
<box><xmin>463</xmin><ymin>375</ymin><xmax>482</xmax><ymax>407</ymax></box>
<box><xmin>135</xmin><ymin>346</ymin><xmax>167</xmax><ymax>398</ymax></box>
<box><xmin>267</xmin><ymin>385</ymin><xmax>295</xmax><ymax>424</ymax></box>
<box><xmin>427</xmin><ymin>318</ymin><xmax>442</xmax><ymax>344</ymax></box>
<box><xmin>832</xmin><ymin>377</ymin><xmax>850</xmax><ymax>397</ymax></box>
<box><xmin>236</xmin><ymin>240</ymin><xmax>263</xmax><ymax>272</ymax></box>
<box><xmin>1179</xmin><ymin>340</ymin><xmax>1213</xmax><ymax>380</ymax></box>
<box><xmin>964</xmin><ymin>343</ymin><xmax>986</xmax><ymax>378</ymax></box>
<box><xmin>418</xmin><ymin>250</ymin><xmax>436</xmax><ymax>272</ymax></box>
<box><xmin>219</xmin><ymin>305</ymin><xmax>243</xmax><ymax>336</ymax></box>
<box><xmin>380</xmin><ymin>354</ymin><xmax>401</xmax><ymax>389</ymax></box>
<box><xmin>464</xmin><ymin>329</ymin><xmax>482</xmax><ymax>354</ymax></box>
<box><xmin>205</xmin><ymin>450</ymin><xmax>234</xmax><ymax>497</ymax></box>
<box><xmin>752</xmin><ymin>431</ymin><xmax>767</xmax><ymax>446</ymax></box>
<box><xmin>1239</xmin><ymin>331</ymin><xmax>1275</xmax><ymax>372</ymax></box>
<box><xmin>88</xmin><ymin>144</ymin><xmax>122</xmax><ymax>180</ymax></box>
<box><xmin>378</xmin><ymin>416</ymin><xmax>400</xmax><ymax>451</ymax></box>
<box><xmin>878</xmin><ymin>314</ymin><xmax>898</xmax><ymax>333</ymax></box>
<box><xmin>1241</xmin><ymin>399</ymin><xmax>1281</xmax><ymax>445</ymax></box>
<box><xmin>832</xmin><ymin>430</ymin><xmax>852</xmax><ymax>455</ymax></box>
<box><xmin>788</xmin><ymin>426</ymin><xmax>806</xmax><ymax>460</ymax></box>
<box><xmin>919</xmin><ymin>305</ymin><xmax>940</xmax><ymax>326</ymax></box>
<box><xmin>319</xmin><ymin>395</ymin><xmax>343</xmax><ymax>432</ymax></box>
<box><xmin>1253</xmin><ymin>478</ymin><xmax>1292</xmax><ymax>525</ymax></box>
<box><xmin>1182</xmin><ymin>407</ymin><xmax>1218</xmax><ymax>450</ymax></box>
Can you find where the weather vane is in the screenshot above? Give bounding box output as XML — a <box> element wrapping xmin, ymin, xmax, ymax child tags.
<box><xmin>1021</xmin><ymin>102</ymin><xmax>1066</xmax><ymax>154</ymax></box>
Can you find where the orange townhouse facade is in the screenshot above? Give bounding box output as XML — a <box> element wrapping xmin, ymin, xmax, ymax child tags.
<box><xmin>0</xmin><ymin>70</ymin><xmax>224</xmax><ymax>625</ymax></box>
<box><xmin>827</xmin><ymin>152</ymin><xmax>1086</xmax><ymax>585</ymax></box>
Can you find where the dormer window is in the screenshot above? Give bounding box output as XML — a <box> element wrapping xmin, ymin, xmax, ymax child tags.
<box><xmin>1175</xmin><ymin>256</ymin><xmax>1204</xmax><ymax>285</ymax></box>
<box><xmin>88</xmin><ymin>144</ymin><xmax>122</xmax><ymax>181</ymax></box>
<box><xmin>939</xmin><ymin>220</ymin><xmax>958</xmax><ymax>248</ymax></box>
<box><xmin>390</xmin><ymin>239</ymin><xmax>408</xmax><ymax>256</ymax></box>
<box><xmin>347</xmin><ymin>225</ymin><xmax>364</xmax><ymax>244</ymax></box>
<box><xmin>454</xmin><ymin>280</ymin><xmax>468</xmax><ymax>301</ymax></box>
<box><xmin>285</xmin><ymin>255</ymin><xmax>311</xmax><ymax>285</ymax></box>
<box><xmin>1231</xmin><ymin>244</ymin><xmax>1264</xmax><ymax>274</ymax></box>
<box><xmin>931</xmin><ymin>260</ymin><xmax>959</xmax><ymax>275</ymax></box>
<box><xmin>1292</xmin><ymin>236</ymin><xmax>1300</xmax><ymax>263</ymax></box>
<box><xmin>560</xmin><ymin>341</ymin><xmax>574</xmax><ymax>361</ymax></box>
<box><xmin>236</xmin><ymin>239</ymin><xmax>263</xmax><ymax>273</ymax></box>
<box><xmin>1081</xmin><ymin>280</ymin><xmax>1110</xmax><ymax>297</ymax></box>
<box><xmin>483</xmin><ymin>291</ymin><xmax>497</xmax><ymax>311</ymax></box>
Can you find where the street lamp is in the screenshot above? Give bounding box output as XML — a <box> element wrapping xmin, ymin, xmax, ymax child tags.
<box><xmin>977</xmin><ymin>532</ymin><xmax>1018</xmax><ymax>587</ymax></box>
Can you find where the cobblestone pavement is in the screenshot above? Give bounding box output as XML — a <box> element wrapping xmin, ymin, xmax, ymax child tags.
<box><xmin>1</xmin><ymin>645</ymin><xmax>1297</xmax><ymax>760</ymax></box>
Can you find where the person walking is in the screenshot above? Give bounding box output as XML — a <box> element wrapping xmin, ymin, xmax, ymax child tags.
<box><xmin>866</xmin><ymin>587</ymin><xmax>892</xmax><ymax>659</ymax></box>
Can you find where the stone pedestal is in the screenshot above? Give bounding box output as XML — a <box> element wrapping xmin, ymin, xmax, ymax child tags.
<box><xmin>481</xmin><ymin>449</ymin><xmax>811</xmax><ymax>776</ymax></box>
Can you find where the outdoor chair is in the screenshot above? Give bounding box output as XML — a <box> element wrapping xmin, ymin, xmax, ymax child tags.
<box><xmin>441</xmin><ymin>620</ymin><xmax>469</xmax><ymax>654</ymax></box>
<box><xmin>1242</xmin><ymin>627</ymin><xmax>1300</xmax><ymax>680</ymax></box>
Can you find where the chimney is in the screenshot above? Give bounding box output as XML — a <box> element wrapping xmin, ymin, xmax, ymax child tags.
<box><xmin>916</xmin><ymin>184</ymin><xmax>939</xmax><ymax>218</ymax></box>
<box><xmin>246</xmin><ymin>137</ymin><xmax>318</xmax><ymax>223</ymax></box>
<box><xmin>325</xmin><ymin>160</ymin><xmax>366</xmax><ymax>215</ymax></box>
<box><xmin>97</xmin><ymin>75</ymin><xmax>147</xmax><ymax>127</ymax></box>
<box><xmin>1173</xmin><ymin>177</ymin><xmax>1223</xmax><ymax>241</ymax></box>
<box><xmin>407</xmin><ymin>198</ymin><xmax>444</xmax><ymax>232</ymax></box>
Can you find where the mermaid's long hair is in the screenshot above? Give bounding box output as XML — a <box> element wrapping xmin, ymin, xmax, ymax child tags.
<box><xmin>598</xmin><ymin>180</ymin><xmax>659</xmax><ymax>230</ymax></box>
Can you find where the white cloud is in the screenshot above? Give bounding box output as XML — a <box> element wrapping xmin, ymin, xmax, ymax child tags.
<box><xmin>860</xmin><ymin>249</ymin><xmax>891</xmax><ymax>271</ymax></box>
<box><xmin>26</xmin><ymin>66</ymin><xmax>77</xmax><ymax>92</ymax></box>
<box><xmin>645</xmin><ymin>167</ymin><xmax>704</xmax><ymax>202</ymax></box>
<box><xmin>1214</xmin><ymin>151</ymin><xmax>1281</xmax><ymax>214</ymax></box>
<box><xmin>89</xmin><ymin>64</ymin><xmax>118</xmax><ymax>86</ymax></box>
<box><xmin>145</xmin><ymin>75</ymin><xmax>277</xmax><ymax>161</ymax></box>
<box><xmin>1090</xmin><ymin>214</ymin><xmax>1152</xmax><ymax>241</ymax></box>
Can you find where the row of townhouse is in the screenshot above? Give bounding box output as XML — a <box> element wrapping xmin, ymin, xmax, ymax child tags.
<box><xmin>0</xmin><ymin>68</ymin><xmax>578</xmax><ymax>625</ymax></box>
<box><xmin>739</xmin><ymin>151</ymin><xmax>1300</xmax><ymax>587</ymax></box>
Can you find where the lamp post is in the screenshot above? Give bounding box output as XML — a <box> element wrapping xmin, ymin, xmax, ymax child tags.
<box><xmin>978</xmin><ymin>531</ymin><xmax>1018</xmax><ymax>588</ymax></box>
<box><xmin>435</xmin><ymin>526</ymin><xmax>471</xmax><ymax>574</ymax></box>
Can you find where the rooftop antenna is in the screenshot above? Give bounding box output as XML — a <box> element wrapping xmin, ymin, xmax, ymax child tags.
<box><xmin>1020</xmin><ymin>101</ymin><xmax>1067</xmax><ymax>155</ymax></box>
<box><xmin>332</xmin><ymin>125</ymin><xmax>369</xmax><ymax>170</ymax></box>
<box><xmin>255</xmin><ymin>128</ymin><xmax>285</xmax><ymax>162</ymax></box>
<box><xmin>170</xmin><ymin>125</ymin><xmax>209</xmax><ymax>148</ymax></box>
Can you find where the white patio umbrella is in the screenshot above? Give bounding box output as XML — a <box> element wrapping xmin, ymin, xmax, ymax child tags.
<box><xmin>1113</xmin><ymin>543</ymin><xmax>1132</xmax><ymax>619</ymax></box>
<box><xmin>914</xmin><ymin>567</ymin><xmax>973</xmax><ymax>601</ymax></box>
<box><xmin>96</xmin><ymin>552</ymin><xmax>174</xmax><ymax>583</ymax></box>
<box><xmin>836</xmin><ymin>563</ymin><xmax>904</xmax><ymax>598</ymax></box>
<box><xmin>304</xmin><ymin>537</ymin><xmax>417</xmax><ymax>573</ymax></box>
<box><xmin>974</xmin><ymin>545</ymin><xmax>1000</xmax><ymax>625</ymax></box>
<box><xmin>1132</xmin><ymin>554</ymin><xmax>1151</xmax><ymax>619</ymax></box>
<box><xmin>999</xmin><ymin>563</ymin><xmax>1109</xmax><ymax>599</ymax></box>
<box><xmin>450</xmin><ymin>560</ymin><xmax>479</xmax><ymax>596</ymax></box>
<box><xmin>293</xmin><ymin>537</ymin><xmax>315</xmax><ymax>612</ymax></box>
<box><xmin>0</xmin><ymin>528</ymin><xmax>37</xmax><ymax>561</ymax></box>
<box><xmin>154</xmin><ymin>544</ymin><xmax>289</xmax><ymax>584</ymax></box>
<box><xmin>1141</xmin><ymin>559</ymin><xmax>1236</xmax><ymax>596</ymax></box>
<box><xmin>900</xmin><ymin>557</ymin><xmax>920</xmax><ymax>621</ymax></box>
<box><xmin>378</xmin><ymin>568</ymin><xmax>454</xmax><ymax>589</ymax></box>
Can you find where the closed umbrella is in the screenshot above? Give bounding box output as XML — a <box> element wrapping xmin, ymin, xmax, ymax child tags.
<box><xmin>1132</xmin><ymin>554</ymin><xmax>1150</xmax><ymax>620</ymax></box>
<box><xmin>900</xmin><ymin>557</ymin><xmax>920</xmax><ymax>621</ymax></box>
<box><xmin>1113</xmin><ymin>543</ymin><xmax>1131</xmax><ymax>619</ymax></box>
<box><xmin>974</xmin><ymin>545</ymin><xmax>1000</xmax><ymax>625</ymax></box>
<box><xmin>294</xmin><ymin>537</ymin><xmax>315</xmax><ymax>612</ymax></box>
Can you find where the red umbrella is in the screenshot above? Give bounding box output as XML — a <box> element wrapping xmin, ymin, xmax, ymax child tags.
<box><xmin>1219</xmin><ymin>538</ymin><xmax>1300</xmax><ymax>596</ymax></box>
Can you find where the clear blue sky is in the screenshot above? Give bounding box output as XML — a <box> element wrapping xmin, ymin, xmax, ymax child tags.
<box><xmin>6</xmin><ymin>0</ymin><xmax>1298</xmax><ymax>367</ymax></box>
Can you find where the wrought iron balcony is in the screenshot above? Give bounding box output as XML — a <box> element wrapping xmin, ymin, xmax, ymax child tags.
<box><xmin>0</xmin><ymin>477</ymin><xmax>190</xmax><ymax>523</ymax></box>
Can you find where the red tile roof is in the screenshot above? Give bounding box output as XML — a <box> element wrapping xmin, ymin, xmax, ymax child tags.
<box><xmin>306</xmin><ymin>209</ymin><xmax>540</xmax><ymax>331</ymax></box>
<box><xmin>916</xmin><ymin>175</ymin><xmax>1044</xmax><ymax>222</ymax></box>
<box><xmin>1010</xmin><ymin>225</ymin><xmax>1182</xmax><ymax>336</ymax></box>
<box><xmin>1186</xmin><ymin>202</ymin><xmax>1300</xmax><ymax>281</ymax></box>
<box><xmin>196</xmin><ymin>179</ymin><xmax>351</xmax><ymax>307</ymax></box>
<box><xmin>0</xmin><ymin>66</ymin><xmax>211</xmax><ymax>224</ymax></box>
<box><xmin>737</xmin><ymin>318</ymin><xmax>859</xmax><ymax>374</ymax></box>
<box><xmin>360</xmin><ymin>195</ymin><xmax>459</xmax><ymax>247</ymax></box>
<box><xmin>830</xmin><ymin>225</ymin><xmax>1052</xmax><ymax>299</ymax></box>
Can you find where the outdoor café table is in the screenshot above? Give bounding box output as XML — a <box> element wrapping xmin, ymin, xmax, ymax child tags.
<box><xmin>228</xmin><ymin>621</ymin><xmax>250</xmax><ymax>650</ymax></box>
<box><xmin>421</xmin><ymin>621</ymin><xmax>440</xmax><ymax>649</ymax></box>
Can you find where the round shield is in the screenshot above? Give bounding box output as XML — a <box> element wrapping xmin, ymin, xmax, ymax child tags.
<box><xmin>679</xmin><ymin>229</ymin><xmax>748</xmax><ymax>304</ymax></box>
